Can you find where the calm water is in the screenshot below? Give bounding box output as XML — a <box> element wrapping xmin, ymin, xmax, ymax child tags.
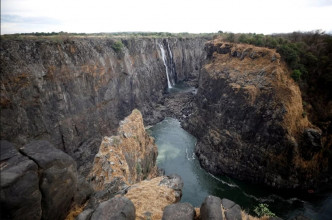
<box><xmin>147</xmin><ymin>117</ymin><xmax>332</xmax><ymax>219</ymax></box>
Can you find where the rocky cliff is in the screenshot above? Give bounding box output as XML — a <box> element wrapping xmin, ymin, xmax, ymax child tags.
<box><xmin>0</xmin><ymin>36</ymin><xmax>206</xmax><ymax>173</ymax></box>
<box><xmin>185</xmin><ymin>39</ymin><xmax>330</xmax><ymax>189</ymax></box>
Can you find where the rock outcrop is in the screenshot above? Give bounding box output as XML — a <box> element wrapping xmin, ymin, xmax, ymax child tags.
<box><xmin>0</xmin><ymin>36</ymin><xmax>206</xmax><ymax>175</ymax></box>
<box><xmin>185</xmin><ymin>39</ymin><xmax>329</xmax><ymax>189</ymax></box>
<box><xmin>88</xmin><ymin>109</ymin><xmax>158</xmax><ymax>191</ymax></box>
<box><xmin>200</xmin><ymin>195</ymin><xmax>223</xmax><ymax>220</ymax></box>
<box><xmin>0</xmin><ymin>140</ymin><xmax>85</xmax><ymax>220</ymax></box>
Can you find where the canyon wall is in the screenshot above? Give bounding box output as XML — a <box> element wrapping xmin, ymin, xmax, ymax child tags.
<box><xmin>184</xmin><ymin>40</ymin><xmax>330</xmax><ymax>189</ymax></box>
<box><xmin>0</xmin><ymin>36</ymin><xmax>206</xmax><ymax>172</ymax></box>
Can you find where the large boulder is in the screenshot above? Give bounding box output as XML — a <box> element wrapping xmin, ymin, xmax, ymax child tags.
<box><xmin>1</xmin><ymin>140</ymin><xmax>79</xmax><ymax>220</ymax></box>
<box><xmin>20</xmin><ymin>140</ymin><xmax>78</xmax><ymax>220</ymax></box>
<box><xmin>221</xmin><ymin>198</ymin><xmax>242</xmax><ymax>220</ymax></box>
<box><xmin>200</xmin><ymin>195</ymin><xmax>223</xmax><ymax>220</ymax></box>
<box><xmin>90</xmin><ymin>197</ymin><xmax>135</xmax><ymax>220</ymax></box>
<box><xmin>162</xmin><ymin>203</ymin><xmax>195</xmax><ymax>220</ymax></box>
<box><xmin>0</xmin><ymin>140</ymin><xmax>42</xmax><ymax>220</ymax></box>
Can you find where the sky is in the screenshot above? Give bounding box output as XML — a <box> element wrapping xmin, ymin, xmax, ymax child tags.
<box><xmin>1</xmin><ymin>0</ymin><xmax>332</xmax><ymax>35</ymax></box>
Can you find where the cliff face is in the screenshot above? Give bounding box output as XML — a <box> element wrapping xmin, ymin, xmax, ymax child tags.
<box><xmin>185</xmin><ymin>39</ymin><xmax>329</xmax><ymax>189</ymax></box>
<box><xmin>0</xmin><ymin>36</ymin><xmax>206</xmax><ymax>172</ymax></box>
<box><xmin>88</xmin><ymin>109</ymin><xmax>158</xmax><ymax>190</ymax></box>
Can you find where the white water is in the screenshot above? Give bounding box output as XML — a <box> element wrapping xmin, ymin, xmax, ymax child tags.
<box><xmin>158</xmin><ymin>42</ymin><xmax>173</xmax><ymax>89</ymax></box>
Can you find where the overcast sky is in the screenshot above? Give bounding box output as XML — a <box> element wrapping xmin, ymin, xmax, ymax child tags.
<box><xmin>1</xmin><ymin>0</ymin><xmax>332</xmax><ymax>34</ymax></box>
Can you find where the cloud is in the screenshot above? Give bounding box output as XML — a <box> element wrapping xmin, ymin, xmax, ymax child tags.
<box><xmin>308</xmin><ymin>0</ymin><xmax>332</xmax><ymax>7</ymax></box>
<box><xmin>1</xmin><ymin>0</ymin><xmax>332</xmax><ymax>34</ymax></box>
<box><xmin>1</xmin><ymin>14</ymin><xmax>60</xmax><ymax>25</ymax></box>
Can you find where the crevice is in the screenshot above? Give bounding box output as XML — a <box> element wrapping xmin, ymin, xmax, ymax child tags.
<box><xmin>18</xmin><ymin>148</ymin><xmax>44</xmax><ymax>218</ymax></box>
<box><xmin>61</xmin><ymin>134</ymin><xmax>67</xmax><ymax>152</ymax></box>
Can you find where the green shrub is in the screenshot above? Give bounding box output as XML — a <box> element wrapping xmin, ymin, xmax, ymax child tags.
<box><xmin>238</xmin><ymin>34</ymin><xmax>249</xmax><ymax>44</ymax></box>
<box><xmin>112</xmin><ymin>41</ymin><xmax>124</xmax><ymax>53</ymax></box>
<box><xmin>226</xmin><ymin>33</ymin><xmax>235</xmax><ymax>42</ymax></box>
<box><xmin>291</xmin><ymin>69</ymin><xmax>302</xmax><ymax>81</ymax></box>
<box><xmin>254</xmin><ymin>203</ymin><xmax>276</xmax><ymax>217</ymax></box>
<box><xmin>136</xmin><ymin>162</ymin><xmax>142</xmax><ymax>174</ymax></box>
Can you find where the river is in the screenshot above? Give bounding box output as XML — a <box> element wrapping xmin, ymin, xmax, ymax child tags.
<box><xmin>147</xmin><ymin>116</ymin><xmax>332</xmax><ymax>219</ymax></box>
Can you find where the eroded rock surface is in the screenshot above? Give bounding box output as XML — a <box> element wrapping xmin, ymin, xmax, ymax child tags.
<box><xmin>185</xmin><ymin>39</ymin><xmax>329</xmax><ymax>189</ymax></box>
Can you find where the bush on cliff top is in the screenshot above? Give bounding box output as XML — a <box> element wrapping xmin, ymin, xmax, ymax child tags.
<box><xmin>111</xmin><ymin>41</ymin><xmax>124</xmax><ymax>53</ymax></box>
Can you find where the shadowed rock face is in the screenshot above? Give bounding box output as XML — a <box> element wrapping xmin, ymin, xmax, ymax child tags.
<box><xmin>0</xmin><ymin>37</ymin><xmax>206</xmax><ymax>173</ymax></box>
<box><xmin>185</xmin><ymin>40</ymin><xmax>329</xmax><ymax>189</ymax></box>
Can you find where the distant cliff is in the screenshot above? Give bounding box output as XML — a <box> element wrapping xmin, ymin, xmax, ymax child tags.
<box><xmin>184</xmin><ymin>39</ymin><xmax>330</xmax><ymax>189</ymax></box>
<box><xmin>0</xmin><ymin>36</ymin><xmax>206</xmax><ymax>173</ymax></box>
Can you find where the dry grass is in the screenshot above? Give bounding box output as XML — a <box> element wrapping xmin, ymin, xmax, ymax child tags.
<box><xmin>125</xmin><ymin>177</ymin><xmax>177</xmax><ymax>220</ymax></box>
<box><xmin>64</xmin><ymin>203</ymin><xmax>87</xmax><ymax>220</ymax></box>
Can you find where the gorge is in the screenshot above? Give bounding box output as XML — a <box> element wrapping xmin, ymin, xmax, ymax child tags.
<box><xmin>0</xmin><ymin>34</ymin><xmax>331</xmax><ymax>219</ymax></box>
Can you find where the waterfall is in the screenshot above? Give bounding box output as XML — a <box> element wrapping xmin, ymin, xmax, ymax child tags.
<box><xmin>158</xmin><ymin>41</ymin><xmax>176</xmax><ymax>89</ymax></box>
